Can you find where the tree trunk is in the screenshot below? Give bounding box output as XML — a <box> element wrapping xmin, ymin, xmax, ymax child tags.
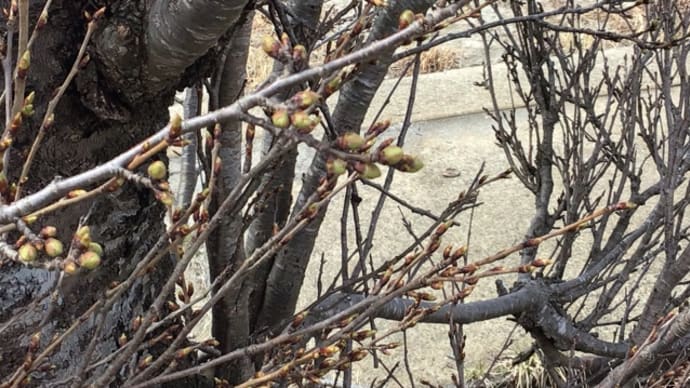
<box><xmin>204</xmin><ymin>11</ymin><xmax>254</xmax><ymax>383</ymax></box>
<box><xmin>0</xmin><ymin>1</ymin><xmax>230</xmax><ymax>384</ymax></box>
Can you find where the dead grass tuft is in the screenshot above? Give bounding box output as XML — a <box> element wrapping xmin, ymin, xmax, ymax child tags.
<box><xmin>389</xmin><ymin>46</ymin><xmax>459</xmax><ymax>78</ymax></box>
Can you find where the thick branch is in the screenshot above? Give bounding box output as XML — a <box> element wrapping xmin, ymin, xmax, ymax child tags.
<box><xmin>310</xmin><ymin>282</ymin><xmax>627</xmax><ymax>358</ymax></box>
<box><xmin>596</xmin><ymin>308</ymin><xmax>690</xmax><ymax>388</ymax></box>
<box><xmin>146</xmin><ymin>0</ymin><xmax>248</xmax><ymax>87</ymax></box>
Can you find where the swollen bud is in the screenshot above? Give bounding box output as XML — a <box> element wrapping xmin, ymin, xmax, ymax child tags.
<box><xmin>336</xmin><ymin>132</ymin><xmax>366</xmax><ymax>151</ymax></box>
<box><xmin>29</xmin><ymin>332</ymin><xmax>41</xmax><ymax>352</ymax></box>
<box><xmin>367</xmin><ymin>119</ymin><xmax>391</xmax><ymax>136</ymax></box>
<box><xmin>24</xmin><ymin>91</ymin><xmax>35</xmax><ymax>105</ymax></box>
<box><xmin>40</xmin><ymin>226</ymin><xmax>58</xmax><ymax>238</ymax></box>
<box><xmin>291</xmin><ymin>311</ymin><xmax>308</xmax><ymax>328</ymax></box>
<box><xmin>37</xmin><ymin>9</ymin><xmax>48</xmax><ymax>29</ymax></box>
<box><xmin>379</xmin><ymin>146</ymin><xmax>404</xmax><ymax>165</ymax></box>
<box><xmin>261</xmin><ymin>35</ymin><xmax>281</xmax><ymax>59</ymax></box>
<box><xmin>17</xmin><ymin>50</ymin><xmax>30</xmax><ymax>78</ymax></box>
<box><xmin>0</xmin><ymin>172</ymin><xmax>7</xmax><ymax>193</ymax></box>
<box><xmin>531</xmin><ymin>258</ymin><xmax>552</xmax><ymax>267</ymax></box>
<box><xmin>67</xmin><ymin>189</ymin><xmax>87</xmax><ymax>198</ymax></box>
<box><xmin>349</xmin><ymin>349</ymin><xmax>368</xmax><ymax>361</ymax></box>
<box><xmin>292</xmin><ymin>90</ymin><xmax>320</xmax><ymax>109</ymax></box>
<box><xmin>352</xmin><ymin>329</ymin><xmax>377</xmax><ymax>341</ymax></box>
<box><xmin>271</xmin><ymin>109</ymin><xmax>290</xmax><ymax>129</ymax></box>
<box><xmin>291</xmin><ymin>111</ymin><xmax>318</xmax><ymax>133</ymax></box>
<box><xmin>359</xmin><ymin>163</ymin><xmax>381</xmax><ymax>179</ymax></box>
<box><xmin>75</xmin><ymin>226</ymin><xmax>91</xmax><ymax>247</ymax></box>
<box><xmin>326</xmin><ymin>158</ymin><xmax>347</xmax><ymax>176</ymax></box>
<box><xmin>10</xmin><ymin>112</ymin><xmax>22</xmax><ymax>134</ymax></box>
<box><xmin>393</xmin><ymin>154</ymin><xmax>424</xmax><ymax>173</ymax></box>
<box><xmin>451</xmin><ymin>246</ymin><xmax>466</xmax><ymax>260</ymax></box>
<box><xmin>88</xmin><ymin>242</ymin><xmax>104</xmax><ymax>256</ymax></box>
<box><xmin>155</xmin><ymin>191</ymin><xmax>174</xmax><ymax>207</ymax></box>
<box><xmin>18</xmin><ymin>243</ymin><xmax>38</xmax><ymax>263</ymax></box>
<box><xmin>118</xmin><ymin>333</ymin><xmax>128</xmax><ymax>347</ymax></box>
<box><xmin>78</xmin><ymin>251</ymin><xmax>101</xmax><ymax>270</ymax></box>
<box><xmin>18</xmin><ymin>203</ymin><xmax>34</xmax><ymax>222</ymax></box>
<box><xmin>175</xmin><ymin>347</ymin><xmax>194</xmax><ymax>359</ymax></box>
<box><xmin>131</xmin><ymin>316</ymin><xmax>143</xmax><ymax>332</ymax></box>
<box><xmin>367</xmin><ymin>0</ymin><xmax>387</xmax><ymax>7</ymax></box>
<box><xmin>138</xmin><ymin>355</ymin><xmax>153</xmax><ymax>370</ymax></box>
<box><xmin>169</xmin><ymin>113</ymin><xmax>182</xmax><ymax>139</ymax></box>
<box><xmin>435</xmin><ymin>221</ymin><xmax>452</xmax><ymax>236</ymax></box>
<box><xmin>213</xmin><ymin>156</ymin><xmax>222</xmax><ymax>175</ymax></box>
<box><xmin>44</xmin><ymin>113</ymin><xmax>55</xmax><ymax>129</ymax></box>
<box><xmin>324</xmin><ymin>75</ymin><xmax>342</xmax><ymax>96</ymax></box>
<box><xmin>63</xmin><ymin>259</ymin><xmax>78</xmax><ymax>275</ymax></box>
<box><xmin>430</xmin><ymin>280</ymin><xmax>444</xmax><ymax>290</ymax></box>
<box><xmin>399</xmin><ymin>10</ymin><xmax>415</xmax><ymax>30</ymax></box>
<box><xmin>147</xmin><ymin>161</ymin><xmax>167</xmax><ymax>180</ymax></box>
<box><xmin>292</xmin><ymin>44</ymin><xmax>307</xmax><ymax>63</ymax></box>
<box><xmin>44</xmin><ymin>238</ymin><xmax>64</xmax><ymax>257</ymax></box>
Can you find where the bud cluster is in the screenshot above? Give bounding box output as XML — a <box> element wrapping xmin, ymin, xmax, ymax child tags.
<box><xmin>269</xmin><ymin>88</ymin><xmax>323</xmax><ymax>137</ymax></box>
<box><xmin>326</xmin><ymin>122</ymin><xmax>424</xmax><ymax>182</ymax></box>
<box><xmin>261</xmin><ymin>32</ymin><xmax>308</xmax><ymax>67</ymax></box>
<box><xmin>13</xmin><ymin>223</ymin><xmax>105</xmax><ymax>274</ymax></box>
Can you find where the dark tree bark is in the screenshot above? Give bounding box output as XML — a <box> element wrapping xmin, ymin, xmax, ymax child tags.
<box><xmin>0</xmin><ymin>0</ymin><xmax>239</xmax><ymax>384</ymax></box>
<box><xmin>146</xmin><ymin>0</ymin><xmax>249</xmax><ymax>91</ymax></box>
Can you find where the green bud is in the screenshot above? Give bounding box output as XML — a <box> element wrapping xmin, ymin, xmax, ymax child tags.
<box><xmin>399</xmin><ymin>10</ymin><xmax>415</xmax><ymax>30</ymax></box>
<box><xmin>361</xmin><ymin>163</ymin><xmax>381</xmax><ymax>179</ymax></box>
<box><xmin>18</xmin><ymin>243</ymin><xmax>38</xmax><ymax>263</ymax></box>
<box><xmin>88</xmin><ymin>242</ymin><xmax>104</xmax><ymax>256</ymax></box>
<box><xmin>44</xmin><ymin>238</ymin><xmax>64</xmax><ymax>257</ymax></box>
<box><xmin>292</xmin><ymin>90</ymin><xmax>320</xmax><ymax>109</ymax></box>
<box><xmin>271</xmin><ymin>109</ymin><xmax>290</xmax><ymax>129</ymax></box>
<box><xmin>292</xmin><ymin>45</ymin><xmax>308</xmax><ymax>62</ymax></box>
<box><xmin>380</xmin><ymin>146</ymin><xmax>403</xmax><ymax>165</ymax></box>
<box><xmin>325</xmin><ymin>75</ymin><xmax>342</xmax><ymax>96</ymax></box>
<box><xmin>327</xmin><ymin>158</ymin><xmax>347</xmax><ymax>176</ymax></box>
<box><xmin>395</xmin><ymin>154</ymin><xmax>424</xmax><ymax>173</ymax></box>
<box><xmin>261</xmin><ymin>35</ymin><xmax>281</xmax><ymax>58</ymax></box>
<box><xmin>75</xmin><ymin>226</ymin><xmax>91</xmax><ymax>247</ymax></box>
<box><xmin>337</xmin><ymin>132</ymin><xmax>366</xmax><ymax>151</ymax></box>
<box><xmin>147</xmin><ymin>161</ymin><xmax>167</xmax><ymax>180</ymax></box>
<box><xmin>79</xmin><ymin>251</ymin><xmax>101</xmax><ymax>270</ymax></box>
<box><xmin>291</xmin><ymin>111</ymin><xmax>317</xmax><ymax>133</ymax></box>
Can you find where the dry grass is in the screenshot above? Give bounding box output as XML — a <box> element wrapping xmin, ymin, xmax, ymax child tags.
<box><xmin>389</xmin><ymin>46</ymin><xmax>459</xmax><ymax>78</ymax></box>
<box><xmin>466</xmin><ymin>351</ymin><xmax>575</xmax><ymax>388</ymax></box>
<box><xmin>246</xmin><ymin>14</ymin><xmax>460</xmax><ymax>91</ymax></box>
